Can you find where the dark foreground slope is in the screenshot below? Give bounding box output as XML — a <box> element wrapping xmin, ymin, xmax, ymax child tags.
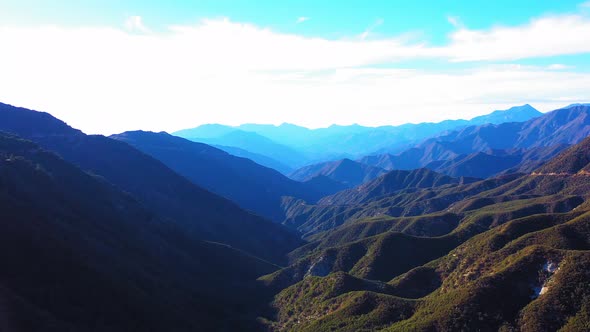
<box><xmin>0</xmin><ymin>133</ymin><xmax>279</xmax><ymax>331</ymax></box>
<box><xmin>0</xmin><ymin>102</ymin><xmax>302</xmax><ymax>265</ymax></box>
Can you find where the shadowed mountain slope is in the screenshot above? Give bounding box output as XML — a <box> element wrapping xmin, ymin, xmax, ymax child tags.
<box><xmin>176</xmin><ymin>129</ymin><xmax>311</xmax><ymax>168</ymax></box>
<box><xmin>0</xmin><ymin>102</ymin><xmax>302</xmax><ymax>265</ymax></box>
<box><xmin>111</xmin><ymin>131</ymin><xmax>336</xmax><ymax>222</ymax></box>
<box><xmin>0</xmin><ymin>132</ymin><xmax>281</xmax><ymax>331</ymax></box>
<box><xmin>212</xmin><ymin>144</ymin><xmax>294</xmax><ymax>174</ymax></box>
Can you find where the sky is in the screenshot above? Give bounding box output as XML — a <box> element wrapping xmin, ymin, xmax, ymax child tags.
<box><xmin>1</xmin><ymin>0</ymin><xmax>590</xmax><ymax>134</ymax></box>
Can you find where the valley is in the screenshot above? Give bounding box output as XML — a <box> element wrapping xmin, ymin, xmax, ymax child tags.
<box><xmin>0</xmin><ymin>102</ymin><xmax>589</xmax><ymax>331</ymax></box>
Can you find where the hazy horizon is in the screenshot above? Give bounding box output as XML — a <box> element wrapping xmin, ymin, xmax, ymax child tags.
<box><xmin>2</xmin><ymin>0</ymin><xmax>590</xmax><ymax>134</ymax></box>
<box><xmin>6</xmin><ymin>99</ymin><xmax>585</xmax><ymax>136</ymax></box>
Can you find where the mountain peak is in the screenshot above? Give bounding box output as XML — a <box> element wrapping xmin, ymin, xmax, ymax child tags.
<box><xmin>328</xmin><ymin>123</ymin><xmax>363</xmax><ymax>128</ymax></box>
<box><xmin>469</xmin><ymin>104</ymin><xmax>542</xmax><ymax>125</ymax></box>
<box><xmin>0</xmin><ymin>102</ymin><xmax>83</xmax><ymax>137</ymax></box>
<box><xmin>278</xmin><ymin>122</ymin><xmax>306</xmax><ymax>129</ymax></box>
<box><xmin>562</xmin><ymin>103</ymin><xmax>590</xmax><ymax>109</ymax></box>
<box><xmin>336</xmin><ymin>158</ymin><xmax>356</xmax><ymax>166</ymax></box>
<box><xmin>506</xmin><ymin>104</ymin><xmax>535</xmax><ymax>111</ymax></box>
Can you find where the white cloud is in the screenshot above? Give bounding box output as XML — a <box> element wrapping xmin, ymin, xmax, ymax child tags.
<box><xmin>0</xmin><ymin>13</ymin><xmax>589</xmax><ymax>135</ymax></box>
<box><xmin>447</xmin><ymin>16</ymin><xmax>462</xmax><ymax>28</ymax></box>
<box><xmin>580</xmin><ymin>1</ymin><xmax>590</xmax><ymax>8</ymax></box>
<box><xmin>547</xmin><ymin>64</ymin><xmax>572</xmax><ymax>70</ymax></box>
<box><xmin>124</xmin><ymin>16</ymin><xmax>150</xmax><ymax>33</ymax></box>
<box><xmin>445</xmin><ymin>15</ymin><xmax>590</xmax><ymax>61</ymax></box>
<box><xmin>296</xmin><ymin>17</ymin><xmax>310</xmax><ymax>24</ymax></box>
<box><xmin>360</xmin><ymin>18</ymin><xmax>384</xmax><ymax>40</ymax></box>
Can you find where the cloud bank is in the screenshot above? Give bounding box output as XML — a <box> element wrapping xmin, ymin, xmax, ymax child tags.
<box><xmin>0</xmin><ymin>11</ymin><xmax>589</xmax><ymax>134</ymax></box>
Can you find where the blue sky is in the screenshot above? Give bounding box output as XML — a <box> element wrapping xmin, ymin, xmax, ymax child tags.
<box><xmin>2</xmin><ymin>0</ymin><xmax>587</xmax><ymax>43</ymax></box>
<box><xmin>0</xmin><ymin>0</ymin><xmax>590</xmax><ymax>133</ymax></box>
<box><xmin>0</xmin><ymin>0</ymin><xmax>584</xmax><ymax>35</ymax></box>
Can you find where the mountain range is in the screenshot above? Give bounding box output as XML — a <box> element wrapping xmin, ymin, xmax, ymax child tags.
<box><xmin>1</xmin><ymin>100</ymin><xmax>590</xmax><ymax>331</ymax></box>
<box><xmin>359</xmin><ymin>104</ymin><xmax>590</xmax><ymax>176</ymax></box>
<box><xmin>174</xmin><ymin>104</ymin><xmax>542</xmax><ymax>171</ymax></box>
<box><xmin>282</xmin><ymin>105</ymin><xmax>582</xmax><ymax>188</ymax></box>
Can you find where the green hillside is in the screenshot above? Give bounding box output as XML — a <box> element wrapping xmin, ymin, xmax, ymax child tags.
<box><xmin>260</xmin><ymin>137</ymin><xmax>590</xmax><ymax>331</ymax></box>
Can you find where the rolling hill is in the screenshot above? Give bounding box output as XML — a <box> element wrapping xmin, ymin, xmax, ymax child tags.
<box><xmin>260</xmin><ymin>135</ymin><xmax>590</xmax><ymax>331</ymax></box>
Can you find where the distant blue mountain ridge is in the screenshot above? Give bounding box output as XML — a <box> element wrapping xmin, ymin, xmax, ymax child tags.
<box><xmin>174</xmin><ymin>104</ymin><xmax>542</xmax><ymax>170</ymax></box>
<box><xmin>283</xmin><ymin>103</ymin><xmax>590</xmax><ymax>209</ymax></box>
<box><xmin>359</xmin><ymin>104</ymin><xmax>590</xmax><ymax>178</ymax></box>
